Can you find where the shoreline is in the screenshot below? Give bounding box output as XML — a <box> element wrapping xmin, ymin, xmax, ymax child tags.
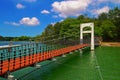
<box><xmin>101</xmin><ymin>42</ymin><xmax>120</xmax><ymax>47</ymax></box>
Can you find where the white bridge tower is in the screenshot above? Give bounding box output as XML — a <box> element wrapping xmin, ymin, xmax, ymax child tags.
<box><xmin>80</xmin><ymin>22</ymin><xmax>94</xmax><ymax>50</ymax></box>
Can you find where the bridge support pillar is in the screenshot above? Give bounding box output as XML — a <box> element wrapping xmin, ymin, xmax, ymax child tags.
<box><xmin>52</xmin><ymin>58</ymin><xmax>57</xmax><ymax>61</ymax></box>
<box><xmin>7</xmin><ymin>75</ymin><xmax>14</xmax><ymax>80</ymax></box>
<box><xmin>62</xmin><ymin>54</ymin><xmax>66</xmax><ymax>57</ymax></box>
<box><xmin>69</xmin><ymin>52</ymin><xmax>73</xmax><ymax>54</ymax></box>
<box><xmin>35</xmin><ymin>64</ymin><xmax>41</xmax><ymax>69</ymax></box>
<box><xmin>30</xmin><ymin>63</ymin><xmax>41</xmax><ymax>68</ymax></box>
<box><xmin>75</xmin><ymin>50</ymin><xmax>78</xmax><ymax>52</ymax></box>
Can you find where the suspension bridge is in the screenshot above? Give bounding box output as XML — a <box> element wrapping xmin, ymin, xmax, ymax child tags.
<box><xmin>0</xmin><ymin>23</ymin><xmax>99</xmax><ymax>79</ymax></box>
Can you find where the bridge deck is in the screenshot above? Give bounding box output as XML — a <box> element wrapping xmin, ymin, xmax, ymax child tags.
<box><xmin>0</xmin><ymin>44</ymin><xmax>89</xmax><ymax>76</ymax></box>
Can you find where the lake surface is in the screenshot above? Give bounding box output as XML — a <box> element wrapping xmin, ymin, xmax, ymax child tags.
<box><xmin>0</xmin><ymin>45</ymin><xmax>120</xmax><ymax>80</ymax></box>
<box><xmin>0</xmin><ymin>41</ymin><xmax>33</xmax><ymax>46</ymax></box>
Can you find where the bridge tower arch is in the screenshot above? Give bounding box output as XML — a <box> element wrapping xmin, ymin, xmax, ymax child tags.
<box><xmin>80</xmin><ymin>22</ymin><xmax>94</xmax><ymax>50</ymax></box>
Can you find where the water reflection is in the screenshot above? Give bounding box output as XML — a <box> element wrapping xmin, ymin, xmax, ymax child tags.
<box><xmin>0</xmin><ymin>41</ymin><xmax>35</xmax><ymax>46</ymax></box>
<box><xmin>79</xmin><ymin>49</ymin><xmax>83</xmax><ymax>57</ymax></box>
<box><xmin>89</xmin><ymin>51</ymin><xmax>95</xmax><ymax>66</ymax></box>
<box><xmin>90</xmin><ymin>51</ymin><xmax>95</xmax><ymax>57</ymax></box>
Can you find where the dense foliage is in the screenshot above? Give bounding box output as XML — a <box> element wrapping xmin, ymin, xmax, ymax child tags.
<box><xmin>36</xmin><ymin>7</ymin><xmax>120</xmax><ymax>42</ymax></box>
<box><xmin>0</xmin><ymin>7</ymin><xmax>120</xmax><ymax>42</ymax></box>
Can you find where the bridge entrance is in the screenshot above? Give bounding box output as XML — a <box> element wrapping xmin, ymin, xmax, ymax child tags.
<box><xmin>80</xmin><ymin>22</ymin><xmax>94</xmax><ymax>50</ymax></box>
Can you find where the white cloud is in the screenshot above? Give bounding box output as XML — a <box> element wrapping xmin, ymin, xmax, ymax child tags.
<box><xmin>16</xmin><ymin>3</ymin><xmax>25</xmax><ymax>9</ymax></box>
<box><xmin>52</xmin><ymin>15</ymin><xmax>58</xmax><ymax>18</ymax></box>
<box><xmin>52</xmin><ymin>0</ymin><xmax>91</xmax><ymax>18</ymax></box>
<box><xmin>20</xmin><ymin>17</ymin><xmax>40</xmax><ymax>26</ymax></box>
<box><xmin>94</xmin><ymin>6</ymin><xmax>110</xmax><ymax>15</ymax></box>
<box><xmin>4</xmin><ymin>22</ymin><xmax>20</xmax><ymax>26</ymax></box>
<box><xmin>60</xmin><ymin>19</ymin><xmax>64</xmax><ymax>22</ymax></box>
<box><xmin>5</xmin><ymin>17</ymin><xmax>40</xmax><ymax>26</ymax></box>
<box><xmin>112</xmin><ymin>0</ymin><xmax>120</xmax><ymax>3</ymax></box>
<box><xmin>98</xmin><ymin>0</ymin><xmax>120</xmax><ymax>4</ymax></box>
<box><xmin>23</xmin><ymin>0</ymin><xmax>37</xmax><ymax>2</ymax></box>
<box><xmin>51</xmin><ymin>22</ymin><xmax>56</xmax><ymax>26</ymax></box>
<box><xmin>41</xmin><ymin>10</ymin><xmax>50</xmax><ymax>14</ymax></box>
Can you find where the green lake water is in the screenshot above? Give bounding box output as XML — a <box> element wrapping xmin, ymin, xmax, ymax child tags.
<box><xmin>0</xmin><ymin>46</ymin><xmax>120</xmax><ymax>80</ymax></box>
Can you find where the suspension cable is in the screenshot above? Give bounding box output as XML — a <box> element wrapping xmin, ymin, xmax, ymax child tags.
<box><xmin>42</xmin><ymin>35</ymin><xmax>76</xmax><ymax>43</ymax></box>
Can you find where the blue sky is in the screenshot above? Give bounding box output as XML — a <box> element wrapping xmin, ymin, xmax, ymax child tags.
<box><xmin>0</xmin><ymin>0</ymin><xmax>120</xmax><ymax>37</ymax></box>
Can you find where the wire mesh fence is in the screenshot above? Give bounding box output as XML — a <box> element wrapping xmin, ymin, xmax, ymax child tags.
<box><xmin>0</xmin><ymin>34</ymin><xmax>91</xmax><ymax>77</ymax></box>
<box><xmin>0</xmin><ymin>34</ymin><xmax>101</xmax><ymax>79</ymax></box>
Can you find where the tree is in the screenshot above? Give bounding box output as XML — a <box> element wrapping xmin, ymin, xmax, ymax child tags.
<box><xmin>98</xmin><ymin>13</ymin><xmax>108</xmax><ymax>21</ymax></box>
<box><xmin>53</xmin><ymin>22</ymin><xmax>62</xmax><ymax>37</ymax></box>
<box><xmin>12</xmin><ymin>36</ymin><xmax>31</xmax><ymax>41</ymax></box>
<box><xmin>0</xmin><ymin>35</ymin><xmax>4</xmax><ymax>41</ymax></box>
<box><xmin>108</xmin><ymin>7</ymin><xmax>120</xmax><ymax>41</ymax></box>
<box><xmin>100</xmin><ymin>20</ymin><xmax>116</xmax><ymax>41</ymax></box>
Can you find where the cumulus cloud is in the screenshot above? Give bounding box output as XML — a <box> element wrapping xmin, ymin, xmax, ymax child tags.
<box><xmin>94</xmin><ymin>6</ymin><xmax>110</xmax><ymax>15</ymax></box>
<box><xmin>52</xmin><ymin>0</ymin><xmax>91</xmax><ymax>18</ymax></box>
<box><xmin>41</xmin><ymin>10</ymin><xmax>50</xmax><ymax>14</ymax></box>
<box><xmin>23</xmin><ymin>0</ymin><xmax>37</xmax><ymax>2</ymax></box>
<box><xmin>20</xmin><ymin>17</ymin><xmax>40</xmax><ymax>26</ymax></box>
<box><xmin>16</xmin><ymin>3</ymin><xmax>25</xmax><ymax>9</ymax></box>
<box><xmin>5</xmin><ymin>17</ymin><xmax>40</xmax><ymax>26</ymax></box>
<box><xmin>5</xmin><ymin>22</ymin><xmax>20</xmax><ymax>26</ymax></box>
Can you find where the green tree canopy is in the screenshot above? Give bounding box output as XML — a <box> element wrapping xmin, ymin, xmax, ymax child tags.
<box><xmin>35</xmin><ymin>7</ymin><xmax>120</xmax><ymax>42</ymax></box>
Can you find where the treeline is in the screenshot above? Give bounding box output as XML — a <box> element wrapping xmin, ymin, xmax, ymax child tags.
<box><xmin>36</xmin><ymin>7</ymin><xmax>120</xmax><ymax>42</ymax></box>
<box><xmin>0</xmin><ymin>36</ymin><xmax>34</xmax><ymax>41</ymax></box>
<box><xmin>0</xmin><ymin>36</ymin><xmax>15</xmax><ymax>41</ymax></box>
